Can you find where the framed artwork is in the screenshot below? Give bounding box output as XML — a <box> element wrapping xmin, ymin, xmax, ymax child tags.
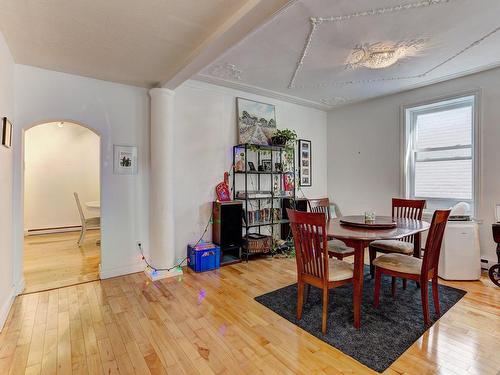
<box><xmin>237</xmin><ymin>97</ymin><xmax>276</xmax><ymax>145</ymax></box>
<box><xmin>2</xmin><ymin>117</ymin><xmax>12</xmax><ymax>148</ymax></box>
<box><xmin>113</xmin><ymin>145</ymin><xmax>138</xmax><ymax>175</ymax></box>
<box><xmin>298</xmin><ymin>139</ymin><xmax>312</xmax><ymax>186</ymax></box>
<box><xmin>262</xmin><ymin>159</ymin><xmax>272</xmax><ymax>172</ymax></box>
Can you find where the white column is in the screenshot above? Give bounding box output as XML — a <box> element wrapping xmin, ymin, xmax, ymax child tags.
<box><xmin>146</xmin><ymin>88</ymin><xmax>181</xmax><ymax>280</ymax></box>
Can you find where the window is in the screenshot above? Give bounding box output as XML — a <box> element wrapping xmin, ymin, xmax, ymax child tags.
<box><xmin>403</xmin><ymin>93</ymin><xmax>479</xmax><ymax>215</ymax></box>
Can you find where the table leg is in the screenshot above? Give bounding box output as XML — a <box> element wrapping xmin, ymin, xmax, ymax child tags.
<box><xmin>353</xmin><ymin>241</ymin><xmax>365</xmax><ymax>329</ymax></box>
<box><xmin>414</xmin><ymin>233</ymin><xmax>421</xmax><ymax>258</ymax></box>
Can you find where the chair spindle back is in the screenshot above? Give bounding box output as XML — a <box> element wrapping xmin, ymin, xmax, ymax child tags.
<box><xmin>308</xmin><ymin>198</ymin><xmax>331</xmax><ymax>221</ymax></box>
<box><xmin>392</xmin><ymin>198</ymin><xmax>426</xmax><ymax>243</ymax></box>
<box><xmin>287</xmin><ymin>209</ymin><xmax>329</xmax><ymax>282</ymax></box>
<box><xmin>422</xmin><ymin>209</ymin><xmax>451</xmax><ymax>275</ymax></box>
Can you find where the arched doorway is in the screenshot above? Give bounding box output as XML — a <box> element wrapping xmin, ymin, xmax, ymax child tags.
<box><xmin>22</xmin><ymin>121</ymin><xmax>101</xmax><ymax>293</ymax></box>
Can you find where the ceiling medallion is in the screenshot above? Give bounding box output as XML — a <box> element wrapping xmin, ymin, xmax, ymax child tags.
<box><xmin>345</xmin><ymin>40</ymin><xmax>426</xmax><ymax>70</ymax></box>
<box><xmin>320</xmin><ymin>97</ymin><xmax>346</xmax><ymax>106</ymax></box>
<box><xmin>209</xmin><ymin>62</ymin><xmax>242</xmax><ymax>81</ymax></box>
<box><xmin>288</xmin><ymin>0</ymin><xmax>453</xmax><ymax>88</ymax></box>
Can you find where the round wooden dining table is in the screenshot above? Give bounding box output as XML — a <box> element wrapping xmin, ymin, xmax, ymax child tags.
<box><xmin>327</xmin><ymin>216</ymin><xmax>430</xmax><ymax>329</ymax></box>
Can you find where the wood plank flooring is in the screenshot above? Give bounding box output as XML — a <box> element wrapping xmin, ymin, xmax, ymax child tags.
<box><xmin>23</xmin><ymin>231</ymin><xmax>100</xmax><ymax>294</ymax></box>
<box><xmin>2</xmin><ymin>256</ymin><xmax>499</xmax><ymax>374</ymax></box>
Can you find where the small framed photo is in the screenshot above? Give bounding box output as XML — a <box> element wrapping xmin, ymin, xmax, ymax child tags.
<box><xmin>274</xmin><ymin>162</ymin><xmax>283</xmax><ymax>172</ymax></box>
<box><xmin>298</xmin><ymin>139</ymin><xmax>312</xmax><ymax>186</ymax></box>
<box><xmin>262</xmin><ymin>159</ymin><xmax>272</xmax><ymax>172</ymax></box>
<box><xmin>2</xmin><ymin>117</ymin><xmax>13</xmax><ymax>148</ymax></box>
<box><xmin>114</xmin><ymin>145</ymin><xmax>138</xmax><ymax>175</ymax></box>
<box><xmin>248</xmin><ymin>161</ymin><xmax>256</xmax><ymax>171</ymax></box>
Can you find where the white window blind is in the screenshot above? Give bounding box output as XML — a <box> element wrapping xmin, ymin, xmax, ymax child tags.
<box><xmin>404</xmin><ymin>95</ymin><xmax>477</xmax><ymax>213</ymax></box>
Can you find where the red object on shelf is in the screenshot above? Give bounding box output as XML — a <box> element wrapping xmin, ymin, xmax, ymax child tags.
<box><xmin>216</xmin><ymin>171</ymin><xmax>231</xmax><ymax>202</ymax></box>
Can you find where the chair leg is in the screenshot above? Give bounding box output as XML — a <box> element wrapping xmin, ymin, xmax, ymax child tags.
<box><xmin>321</xmin><ymin>287</ymin><xmax>329</xmax><ymax>334</ymax></box>
<box><xmin>304</xmin><ymin>284</ymin><xmax>311</xmax><ymax>304</ymax></box>
<box><xmin>297</xmin><ymin>281</ymin><xmax>304</xmax><ymax>320</ymax></box>
<box><xmin>432</xmin><ymin>276</ymin><xmax>440</xmax><ymax>316</ymax></box>
<box><xmin>369</xmin><ymin>247</ymin><xmax>376</xmax><ymax>279</ymax></box>
<box><xmin>373</xmin><ymin>268</ymin><xmax>382</xmax><ymax>308</ymax></box>
<box><xmin>78</xmin><ymin>226</ymin><xmax>86</xmax><ymax>246</ymax></box>
<box><xmin>402</xmin><ymin>279</ymin><xmax>407</xmax><ymax>290</ymax></box>
<box><xmin>420</xmin><ymin>279</ymin><xmax>430</xmax><ymax>326</ymax></box>
<box><xmin>391</xmin><ymin>277</ymin><xmax>397</xmax><ymax>298</ymax></box>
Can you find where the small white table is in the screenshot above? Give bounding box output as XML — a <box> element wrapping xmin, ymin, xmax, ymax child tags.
<box><xmin>85</xmin><ymin>201</ymin><xmax>100</xmax><ymax>209</ymax></box>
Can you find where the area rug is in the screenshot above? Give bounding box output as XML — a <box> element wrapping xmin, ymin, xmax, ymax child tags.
<box><xmin>255</xmin><ymin>266</ymin><xmax>466</xmax><ymax>373</ymax></box>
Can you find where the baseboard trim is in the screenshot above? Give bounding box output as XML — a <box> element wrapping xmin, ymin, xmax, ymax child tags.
<box><xmin>0</xmin><ymin>288</ymin><xmax>16</xmax><ymax>332</ymax></box>
<box><xmin>14</xmin><ymin>278</ymin><xmax>25</xmax><ymax>295</ymax></box>
<box><xmin>100</xmin><ymin>262</ymin><xmax>145</xmax><ymax>279</ymax></box>
<box><xmin>144</xmin><ymin>267</ymin><xmax>183</xmax><ymax>281</ymax></box>
<box><xmin>25</xmin><ymin>226</ymin><xmax>100</xmax><ymax>236</ymax></box>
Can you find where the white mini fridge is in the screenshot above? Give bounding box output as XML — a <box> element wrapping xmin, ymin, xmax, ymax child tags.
<box><xmin>437</xmin><ymin>222</ymin><xmax>481</xmax><ymax>280</ymax></box>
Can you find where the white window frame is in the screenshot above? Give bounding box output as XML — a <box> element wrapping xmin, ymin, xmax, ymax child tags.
<box><xmin>401</xmin><ymin>90</ymin><xmax>481</xmax><ymax>217</ymax></box>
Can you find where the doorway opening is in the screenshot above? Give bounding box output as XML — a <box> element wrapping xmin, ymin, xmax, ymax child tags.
<box><xmin>23</xmin><ymin>121</ymin><xmax>101</xmax><ymax>293</ymax></box>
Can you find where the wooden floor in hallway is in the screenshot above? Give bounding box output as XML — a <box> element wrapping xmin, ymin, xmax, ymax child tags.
<box><xmin>23</xmin><ymin>231</ymin><xmax>100</xmax><ymax>294</ymax></box>
<box><xmin>1</xmin><ymin>256</ymin><xmax>498</xmax><ymax>374</ymax></box>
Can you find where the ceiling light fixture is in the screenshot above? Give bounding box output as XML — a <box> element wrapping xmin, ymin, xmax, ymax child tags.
<box><xmin>345</xmin><ymin>39</ymin><xmax>426</xmax><ymax>70</ymax></box>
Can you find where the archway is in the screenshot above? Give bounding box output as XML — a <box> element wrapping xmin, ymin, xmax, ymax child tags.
<box><xmin>22</xmin><ymin>120</ymin><xmax>101</xmax><ymax>293</ymax></box>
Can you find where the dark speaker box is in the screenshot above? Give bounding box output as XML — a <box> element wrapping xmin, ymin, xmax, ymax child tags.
<box><xmin>281</xmin><ymin>198</ymin><xmax>308</xmax><ymax>240</ymax></box>
<box><xmin>213</xmin><ymin>201</ymin><xmax>243</xmax><ymax>249</ymax></box>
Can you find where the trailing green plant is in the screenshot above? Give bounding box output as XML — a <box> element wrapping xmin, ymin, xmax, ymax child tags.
<box><xmin>274</xmin><ymin>128</ymin><xmax>297</xmax><ymax>143</ymax></box>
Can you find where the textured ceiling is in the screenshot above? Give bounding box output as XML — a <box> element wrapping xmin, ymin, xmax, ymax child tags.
<box><xmin>0</xmin><ymin>0</ymin><xmax>252</xmax><ymax>87</ymax></box>
<box><xmin>197</xmin><ymin>0</ymin><xmax>500</xmax><ymax>109</ymax></box>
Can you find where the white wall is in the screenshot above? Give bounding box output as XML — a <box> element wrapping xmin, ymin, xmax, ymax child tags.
<box><xmin>327</xmin><ymin>67</ymin><xmax>500</xmax><ymax>263</ymax></box>
<box><xmin>173</xmin><ymin>80</ymin><xmax>328</xmax><ymax>262</ymax></box>
<box><xmin>0</xmin><ymin>32</ymin><xmax>15</xmax><ymax>330</ymax></box>
<box><xmin>14</xmin><ymin>65</ymin><xmax>150</xmax><ymax>282</ymax></box>
<box><xmin>24</xmin><ymin>122</ymin><xmax>100</xmax><ymax>231</ymax></box>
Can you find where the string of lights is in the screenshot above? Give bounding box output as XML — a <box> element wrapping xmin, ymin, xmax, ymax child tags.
<box><xmin>138</xmin><ymin>212</ymin><xmax>212</xmax><ymax>273</ymax></box>
<box><xmin>139</xmin><ymin>164</ymin><xmax>235</xmax><ymax>273</ymax></box>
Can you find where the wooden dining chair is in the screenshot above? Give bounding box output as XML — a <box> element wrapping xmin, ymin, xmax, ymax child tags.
<box><xmin>287</xmin><ymin>209</ymin><xmax>354</xmax><ymax>334</ymax></box>
<box><xmin>372</xmin><ymin>209</ymin><xmax>451</xmax><ymax>326</ymax></box>
<box><xmin>308</xmin><ymin>198</ymin><xmax>331</xmax><ymax>219</ymax></box>
<box><xmin>308</xmin><ymin>198</ymin><xmax>355</xmax><ymax>260</ymax></box>
<box><xmin>74</xmin><ymin>192</ymin><xmax>100</xmax><ymax>246</ymax></box>
<box><xmin>369</xmin><ymin>198</ymin><xmax>426</xmax><ymax>279</ymax></box>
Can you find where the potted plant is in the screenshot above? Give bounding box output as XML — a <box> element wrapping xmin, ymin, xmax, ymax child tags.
<box><xmin>271</xmin><ymin>128</ymin><xmax>297</xmax><ymax>147</ymax></box>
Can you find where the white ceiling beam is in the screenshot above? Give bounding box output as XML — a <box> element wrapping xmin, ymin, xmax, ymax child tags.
<box><xmin>161</xmin><ymin>0</ymin><xmax>295</xmax><ymax>89</ymax></box>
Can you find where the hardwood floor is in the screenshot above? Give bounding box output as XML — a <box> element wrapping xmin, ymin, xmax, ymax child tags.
<box><xmin>23</xmin><ymin>231</ymin><xmax>100</xmax><ymax>294</ymax></box>
<box><xmin>2</xmin><ymin>256</ymin><xmax>498</xmax><ymax>374</ymax></box>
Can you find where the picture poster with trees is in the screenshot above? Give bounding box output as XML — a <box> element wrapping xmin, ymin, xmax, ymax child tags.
<box><xmin>237</xmin><ymin>98</ymin><xmax>276</xmax><ymax>145</ymax></box>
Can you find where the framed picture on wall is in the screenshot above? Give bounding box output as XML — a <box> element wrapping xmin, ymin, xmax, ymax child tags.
<box><xmin>237</xmin><ymin>97</ymin><xmax>276</xmax><ymax>145</ymax></box>
<box><xmin>298</xmin><ymin>139</ymin><xmax>311</xmax><ymax>186</ymax></box>
<box><xmin>2</xmin><ymin>117</ymin><xmax>13</xmax><ymax>148</ymax></box>
<box><xmin>113</xmin><ymin>145</ymin><xmax>138</xmax><ymax>175</ymax></box>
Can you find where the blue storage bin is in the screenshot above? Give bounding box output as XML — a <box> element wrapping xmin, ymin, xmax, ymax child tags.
<box><xmin>187</xmin><ymin>242</ymin><xmax>220</xmax><ymax>272</ymax></box>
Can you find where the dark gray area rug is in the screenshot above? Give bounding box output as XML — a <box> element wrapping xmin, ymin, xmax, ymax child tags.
<box><xmin>255</xmin><ymin>266</ymin><xmax>466</xmax><ymax>373</ymax></box>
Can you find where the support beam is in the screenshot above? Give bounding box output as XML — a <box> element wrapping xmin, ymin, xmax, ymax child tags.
<box><xmin>147</xmin><ymin>88</ymin><xmax>182</xmax><ymax>281</ymax></box>
<box><xmin>161</xmin><ymin>0</ymin><xmax>295</xmax><ymax>89</ymax></box>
